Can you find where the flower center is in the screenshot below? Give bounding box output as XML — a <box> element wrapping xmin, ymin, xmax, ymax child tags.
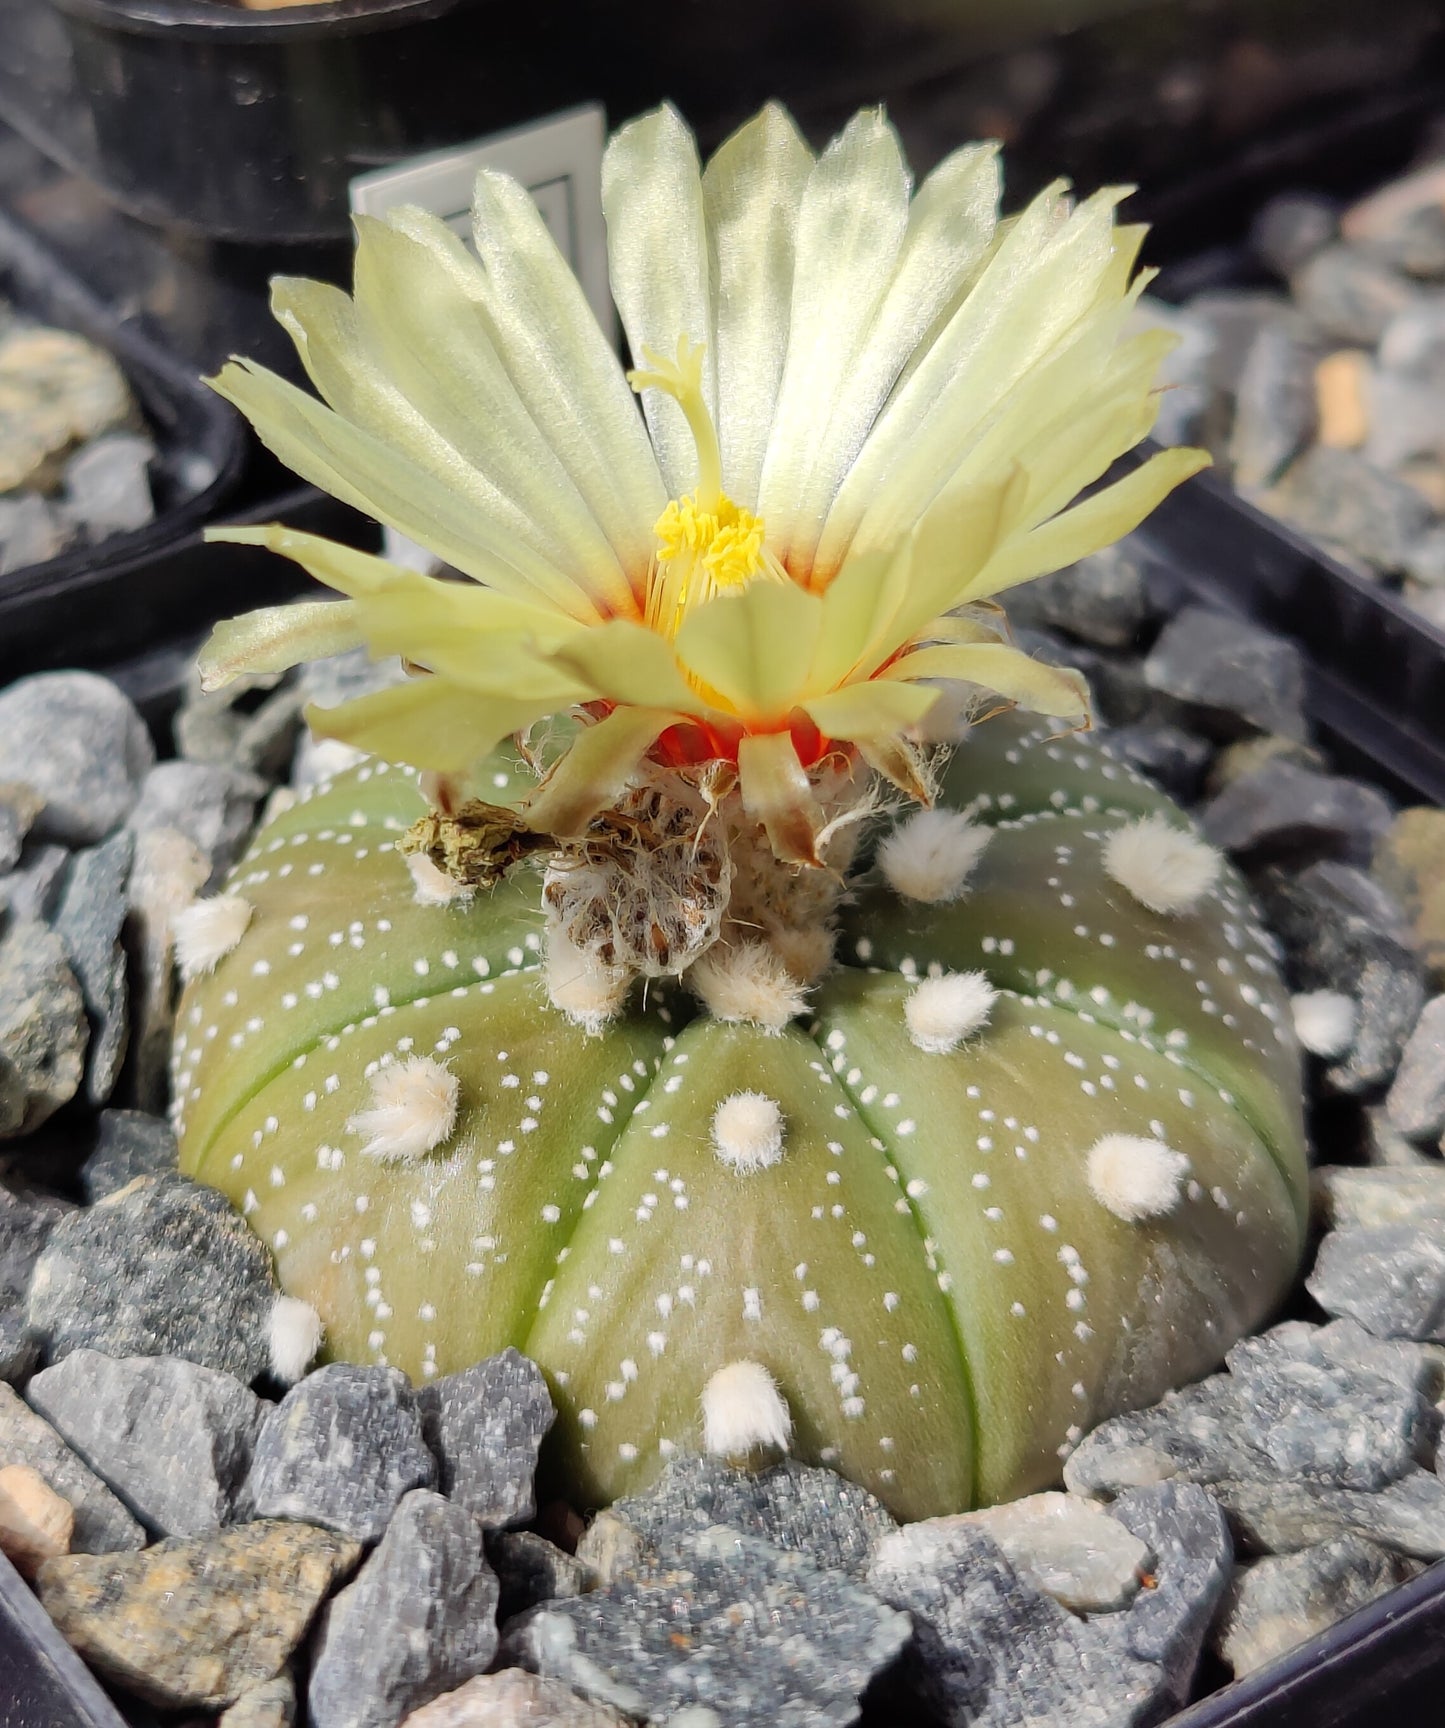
<box><xmin>630</xmin><ymin>337</ymin><xmax>786</xmax><ymax>639</ymax></box>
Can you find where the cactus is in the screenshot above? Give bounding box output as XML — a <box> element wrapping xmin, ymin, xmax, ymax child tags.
<box><xmin>170</xmin><ymin>102</ymin><xmax>1306</xmax><ymax>1519</ymax></box>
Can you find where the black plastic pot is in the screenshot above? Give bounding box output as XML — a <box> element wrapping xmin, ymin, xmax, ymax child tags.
<box><xmin>0</xmin><ymin>203</ymin><xmax>244</xmax><ymax>603</ymax></box>
<box><xmin>0</xmin><ymin>0</ymin><xmax>597</xmax><ymax>243</ymax></box>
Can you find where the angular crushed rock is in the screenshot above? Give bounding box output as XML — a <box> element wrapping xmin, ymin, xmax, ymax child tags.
<box><xmin>1313</xmin><ymin>1164</ymin><xmax>1445</xmax><ymax>1231</ymax></box>
<box><xmin>1385</xmin><ymin>994</ymin><xmax>1445</xmax><ymax>1141</ymax></box>
<box><xmin>1212</xmin><ymin>1535</ymin><xmax>1421</xmax><ymax>1676</ymax></box>
<box><xmin>26</xmin><ymin>1349</ymin><xmax>266</xmax><ymax>1536</ymax></box>
<box><xmin>603</xmin><ymin>1453</ymin><xmax>896</xmax><ymax>1583</ymax></box>
<box><xmin>400</xmin><ymin>1671</ymin><xmax>629</xmax><ymax>1728</ymax></box>
<box><xmin>415</xmin><ymin>1349</ymin><xmax>553</xmax><ymax>1528</ymax></box>
<box><xmin>79</xmin><ymin>1109</ymin><xmax>179</xmax><ymax>1202</ymax></box>
<box><xmin>0</xmin><ymin>671</ymin><xmax>154</xmax><ymax>845</ymax></box>
<box><xmin>1201</xmin><ymin>759</ymin><xmax>1393</xmax><ymax>864</ymax></box>
<box><xmin>868</xmin><ymin>1522</ymin><xmax>1161</xmax><ymax>1728</ymax></box>
<box><xmin>36</xmin><ymin>1519</ymin><xmax>359</xmax><ymax>1710</ymax></box>
<box><xmin>219</xmin><ymin>1672</ymin><xmax>297</xmax><ymax>1728</ymax></box>
<box><xmin>0</xmin><ymin>1382</ymin><xmax>143</xmax><ymax>1552</ymax></box>
<box><xmin>28</xmin><ymin>1173</ymin><xmax>278</xmax><ymax>1380</ymax></box>
<box><xmin>1217</xmin><ymin>1469</ymin><xmax>1445</xmax><ymax>1560</ymax></box>
<box><xmin>0</xmin><ymin>918</ymin><xmax>87</xmax><ymax>1137</ymax></box>
<box><xmin>1143</xmin><ymin>605</ymin><xmax>1307</xmax><ymax>740</ymax></box>
<box><xmin>246</xmin><ymin>1364</ymin><xmax>436</xmax><ymax>1543</ymax></box>
<box><xmin>1064</xmin><ymin>1318</ymin><xmax>1436</xmax><ymax>1497</ymax></box>
<box><xmin>52</xmin><ymin>828</ymin><xmax>133</xmax><ymax>1103</ymax></box>
<box><xmin>128</xmin><ymin>759</ymin><xmax>267</xmax><ymax>891</ymax></box>
<box><xmin>308</xmin><ymin>1491</ymin><xmax>497</xmax><ymax>1728</ymax></box>
<box><xmin>1101</xmin><ymin>1483</ymin><xmax>1234</xmax><ymax>1708</ymax></box>
<box><xmin>505</xmin><ymin>1521</ymin><xmax>911</xmax><ymax>1727</ymax></box>
<box><xmin>917</xmin><ymin>1492</ymin><xmax>1151</xmax><ymax>1613</ymax></box>
<box><xmin>487</xmin><ymin>1528</ymin><xmax>596</xmax><ymax>1622</ymax></box>
<box><xmin>1307</xmin><ymin>1225</ymin><xmax>1445</xmax><ymax>1340</ymax></box>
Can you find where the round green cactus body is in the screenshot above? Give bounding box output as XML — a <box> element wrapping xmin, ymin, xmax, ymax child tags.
<box><xmin>174</xmin><ymin>718</ymin><xmax>1306</xmax><ymax>1520</ymax></box>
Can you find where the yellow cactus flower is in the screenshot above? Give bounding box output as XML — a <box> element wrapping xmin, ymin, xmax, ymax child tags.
<box><xmin>202</xmin><ymin>102</ymin><xmax>1205</xmax><ymax>865</ymax></box>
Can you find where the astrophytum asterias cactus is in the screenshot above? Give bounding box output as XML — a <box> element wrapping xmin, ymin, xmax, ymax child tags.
<box><xmin>171</xmin><ymin>102</ymin><xmax>1306</xmax><ymax>1519</ymax></box>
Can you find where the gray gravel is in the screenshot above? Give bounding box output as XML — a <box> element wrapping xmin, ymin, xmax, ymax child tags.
<box><xmin>0</xmin><ymin>671</ymin><xmax>153</xmax><ymax>845</ymax></box>
<box><xmin>415</xmin><ymin>1350</ymin><xmax>553</xmax><ymax>1530</ymax></box>
<box><xmin>0</xmin><ymin>918</ymin><xmax>87</xmax><ymax>1136</ymax></box>
<box><xmin>0</xmin><ymin>1381</ymin><xmax>144</xmax><ymax>1552</ymax></box>
<box><xmin>52</xmin><ymin>828</ymin><xmax>133</xmax><ymax>1104</ymax></box>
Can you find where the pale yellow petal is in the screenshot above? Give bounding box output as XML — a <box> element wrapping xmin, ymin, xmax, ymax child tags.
<box><xmin>737</xmin><ymin>730</ymin><xmax>824</xmax><ymax>866</ymax></box>
<box><xmin>882</xmin><ymin>641</ymin><xmax>1090</xmax><ymax>719</ymax></box>
<box><xmin>523</xmin><ymin>705</ymin><xmax>678</xmax><ymax>836</ymax></box>
<box><xmin>198</xmin><ymin>601</ymin><xmax>366</xmax><ymax>691</ymax></box>
<box><xmin>601</xmin><ymin>105</ymin><xmax>714</xmax><ymax>499</ymax></box>
<box><xmin>962</xmin><ymin>445</ymin><xmax>1209</xmax><ymax>603</ymax></box>
<box><xmin>801</xmin><ymin>679</ymin><xmax>940</xmax><ymax>740</ymax></box>
<box><xmin>782</xmin><ymin>140</ymin><xmax>1002</xmax><ymax>573</ymax></box>
<box><xmin>702</xmin><ymin>103</ymin><xmax>812</xmax><ymax>511</ymax></box>
<box><xmin>545</xmin><ymin>619</ymin><xmax>706</xmax><ymax>715</ymax></box>
<box><xmin>307</xmin><ymin>679</ymin><xmax>549</xmax><ymax>774</ymax></box>
<box><xmin>757</xmin><ymin>109</ymin><xmax>911</xmax><ymax>562</ymax></box>
<box><xmin>468</xmin><ymin>168</ymin><xmax>667</xmax><ymax>577</ymax></box>
<box><xmin>209</xmin><ymin>360</ymin><xmax>592</xmax><ymax>618</ymax></box>
<box><xmin>349</xmin><ymin>214</ymin><xmax>639</xmax><ymax>617</ymax></box>
<box><xmin>673</xmin><ymin>582</ymin><xmax>822</xmax><ymax>723</ymax></box>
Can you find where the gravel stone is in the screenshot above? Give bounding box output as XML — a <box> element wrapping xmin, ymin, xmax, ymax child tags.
<box><xmin>79</xmin><ymin>1108</ymin><xmax>178</xmax><ymax>1201</ymax></box>
<box><xmin>219</xmin><ymin>1672</ymin><xmax>297</xmax><ymax>1728</ymax></box>
<box><xmin>1216</xmin><ymin>1468</ymin><xmax>1445</xmax><ymax>1560</ymax></box>
<box><xmin>1143</xmin><ymin>605</ymin><xmax>1307</xmax><ymax>740</ymax></box>
<box><xmin>947</xmin><ymin>1491</ymin><xmax>1152</xmax><ymax>1612</ymax></box>
<box><xmin>505</xmin><ymin>1520</ymin><xmax>911</xmax><ymax>1727</ymax></box>
<box><xmin>605</xmin><ymin>1452</ymin><xmax>897</xmax><ymax>1583</ymax></box>
<box><xmin>0</xmin><ymin>671</ymin><xmax>153</xmax><ymax>845</ymax></box>
<box><xmin>0</xmin><ymin>491</ymin><xmax>67</xmax><ymax>572</ymax></box>
<box><xmin>1257</xmin><ymin>861</ymin><xmax>1427</xmax><ymax>1093</ymax></box>
<box><xmin>0</xmin><ymin>841</ymin><xmax>69</xmax><ymax>923</ymax></box>
<box><xmin>0</xmin><ymin>918</ymin><xmax>87</xmax><ymax>1136</ymax></box>
<box><xmin>0</xmin><ymin>1307</ymin><xmax>38</xmax><ymax>1382</ymax></box>
<box><xmin>26</xmin><ymin>1349</ymin><xmax>266</xmax><ymax>1536</ymax></box>
<box><xmin>52</xmin><ymin>828</ymin><xmax>133</xmax><ymax>1103</ymax></box>
<box><xmin>129</xmin><ymin>759</ymin><xmax>267</xmax><ymax>892</ymax></box>
<box><xmin>0</xmin><ymin>1185</ymin><xmax>57</xmax><ymax>1380</ymax></box>
<box><xmin>400</xmin><ymin>1672</ymin><xmax>629</xmax><ymax>1728</ymax></box>
<box><xmin>1251</xmin><ymin>192</ymin><xmax>1339</xmax><ymax>277</ymax></box>
<box><xmin>309</xmin><ymin>1490</ymin><xmax>498</xmax><ymax>1728</ymax></box>
<box><xmin>246</xmin><ymin>1363</ymin><xmax>436</xmax><ymax>1543</ymax></box>
<box><xmin>126</xmin><ymin>824</ymin><xmax>209</xmax><ymax>1112</ymax></box>
<box><xmin>0</xmin><ymin>1382</ymin><xmax>143</xmax><ymax>1552</ymax></box>
<box><xmin>867</xmin><ymin>1522</ymin><xmax>1161</xmax><ymax>1728</ymax></box>
<box><xmin>487</xmin><ymin>1528</ymin><xmax>596</xmax><ymax>1622</ymax></box>
<box><xmin>1212</xmin><ymin>1536</ymin><xmax>1421</xmax><ymax>1676</ymax></box>
<box><xmin>1364</xmin><ymin>369</ymin><xmax>1445</xmax><ymax>471</ymax></box>
<box><xmin>1291</xmin><ymin>244</ymin><xmax>1419</xmax><ymax>345</ymax></box>
<box><xmin>1206</xmin><ymin>732</ymin><xmax>1327</xmax><ymax>794</ymax></box>
<box><xmin>1064</xmin><ymin>1318</ymin><xmax>1435</xmax><ymax>1496</ymax></box>
<box><xmin>1264</xmin><ymin>445</ymin><xmax>1432</xmax><ymax>571</ymax></box>
<box><xmin>1201</xmin><ymin>759</ymin><xmax>1393</xmax><ymax>865</ymax></box>
<box><xmin>0</xmin><ymin>1460</ymin><xmax>75</xmax><ymax>1576</ymax></box>
<box><xmin>1380</xmin><ymin>297</ymin><xmax>1445</xmax><ymax>379</ymax></box>
<box><xmin>28</xmin><ymin>1173</ymin><xmax>278</xmax><ymax>1380</ymax></box>
<box><xmin>1313</xmin><ymin>1163</ymin><xmax>1445</xmax><ymax>1231</ymax></box>
<box><xmin>0</xmin><ymin>781</ymin><xmax>42</xmax><ymax>871</ymax></box>
<box><xmin>1102</xmin><ymin>1482</ymin><xmax>1234</xmax><ymax>1707</ymax></box>
<box><xmin>36</xmin><ymin>1518</ymin><xmax>359</xmax><ymax>1710</ymax></box>
<box><xmin>1307</xmin><ymin>1224</ymin><xmax>1445</xmax><ymax>1340</ymax></box>
<box><xmin>1228</xmin><ymin>324</ymin><xmax>1319</xmax><ymax>488</ymax></box>
<box><xmin>415</xmin><ymin>1349</ymin><xmax>553</xmax><ymax>1528</ymax></box>
<box><xmin>61</xmin><ymin>432</ymin><xmax>154</xmax><ymax>539</ymax></box>
<box><xmin>1385</xmin><ymin>995</ymin><xmax>1445</xmax><ymax>1140</ymax></box>
<box><xmin>1373</xmin><ymin>805</ymin><xmax>1445</xmax><ymax>987</ymax></box>
<box><xmin>174</xmin><ymin>671</ymin><xmax>305</xmax><ymax>782</ymax></box>
<box><xmin>1005</xmin><ymin>540</ymin><xmax>1154</xmax><ymax>648</ymax></box>
<box><xmin>1359</xmin><ymin>1101</ymin><xmax>1438</xmax><ymax>1166</ymax></box>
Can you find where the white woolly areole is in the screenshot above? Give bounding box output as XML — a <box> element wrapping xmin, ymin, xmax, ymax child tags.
<box><xmin>878</xmin><ymin>808</ymin><xmax>992</xmax><ymax>904</ymax></box>
<box><xmin>1291</xmin><ymin>989</ymin><xmax>1357</xmax><ymax>1058</ymax></box>
<box><xmin>690</xmin><ymin>940</ymin><xmax>810</xmax><ymax>1031</ymax></box>
<box><xmin>1102</xmin><ymin>814</ymin><xmax>1220</xmax><ymax>916</ymax></box>
<box><xmin>174</xmin><ymin>893</ymin><xmax>253</xmax><ymax>980</ymax></box>
<box><xmin>711</xmin><ymin>1092</ymin><xmax>785</xmax><ymax>1172</ymax></box>
<box><xmin>702</xmin><ymin>1360</ymin><xmax>793</xmax><ymax>1457</ymax></box>
<box><xmin>1087</xmin><ymin>1134</ymin><xmax>1189</xmax><ymax>1222</ymax></box>
<box><xmin>406</xmin><ymin>850</ymin><xmax>473</xmax><ymax>906</ymax></box>
<box><xmin>905</xmin><ymin>971</ymin><xmax>998</xmax><ymax>1053</ymax></box>
<box><xmin>268</xmin><ymin>1296</ymin><xmax>324</xmax><ymax>1384</ymax></box>
<box><xmin>347</xmin><ymin>1055</ymin><xmax>459</xmax><ymax>1162</ymax></box>
<box><xmin>545</xmin><ymin>925</ymin><xmax>629</xmax><ymax>1035</ymax></box>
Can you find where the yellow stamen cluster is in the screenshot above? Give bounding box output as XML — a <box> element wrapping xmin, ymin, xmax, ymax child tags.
<box><xmin>631</xmin><ymin>337</ymin><xmax>786</xmax><ymax>639</ymax></box>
